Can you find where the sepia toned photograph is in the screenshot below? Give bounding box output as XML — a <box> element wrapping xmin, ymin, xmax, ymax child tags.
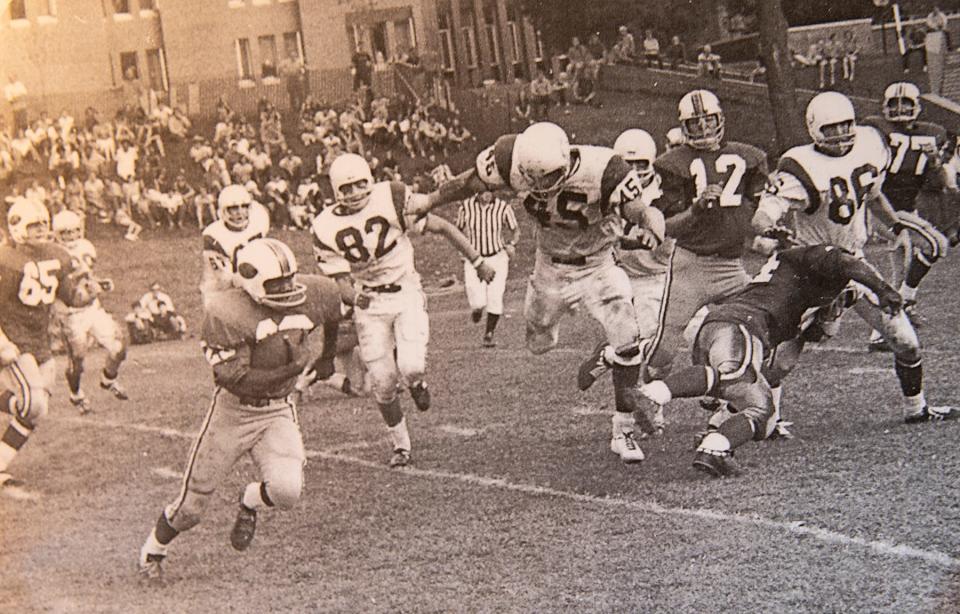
<box><xmin>1</xmin><ymin>0</ymin><xmax>959</xmax><ymax>611</ymax></box>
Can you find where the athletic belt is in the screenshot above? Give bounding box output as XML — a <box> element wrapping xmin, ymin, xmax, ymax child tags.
<box><xmin>237</xmin><ymin>396</ymin><xmax>288</xmax><ymax>408</ymax></box>
<box><xmin>480</xmin><ymin>249</ymin><xmax>503</xmax><ymax>257</ymax></box>
<box><xmin>363</xmin><ymin>283</ymin><xmax>402</xmax><ymax>293</ymax></box>
<box><xmin>551</xmin><ymin>255</ymin><xmax>587</xmax><ymax>266</ymax></box>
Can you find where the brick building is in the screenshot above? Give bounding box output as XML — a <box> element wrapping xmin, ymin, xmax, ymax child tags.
<box><xmin>0</xmin><ymin>0</ymin><xmax>542</xmax><ymax>123</ymax></box>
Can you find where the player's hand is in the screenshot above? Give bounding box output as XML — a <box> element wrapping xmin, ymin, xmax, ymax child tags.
<box><xmin>354</xmin><ymin>293</ymin><xmax>371</xmax><ymax>310</ymax></box>
<box><xmin>285</xmin><ymin>336</ymin><xmax>312</xmax><ymax>372</ymax></box>
<box><xmin>876</xmin><ymin>285</ymin><xmax>904</xmax><ymax>316</ymax></box>
<box><xmin>505</xmin><ymin>244</ymin><xmax>516</xmax><ymax>259</ymax></box>
<box><xmin>920</xmin><ymin>142</ymin><xmax>942</xmax><ymax>165</ymax></box>
<box><xmin>294</xmin><ymin>367</ymin><xmax>317</xmax><ymax>393</ymax></box>
<box><xmin>476</xmin><ymin>261</ymin><xmax>496</xmax><ymax>283</ymax></box>
<box><xmin>761</xmin><ymin>225</ymin><xmax>799</xmax><ymax>249</ymax></box>
<box><xmin>0</xmin><ymin>339</ymin><xmax>19</xmax><ymax>367</ymax></box>
<box><xmin>693</xmin><ymin>184</ymin><xmax>723</xmax><ymax>213</ymax></box>
<box><xmin>98</xmin><ymin>278</ymin><xmax>115</xmax><ymax>292</ymax></box>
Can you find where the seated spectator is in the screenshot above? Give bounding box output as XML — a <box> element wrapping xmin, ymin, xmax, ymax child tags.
<box><xmin>447</xmin><ymin>118</ymin><xmax>473</xmax><ymax>149</ymax></box>
<box><xmin>697</xmin><ymin>45</ymin><xmax>722</xmax><ymax>80</ymax></box>
<box><xmin>842</xmin><ymin>31</ymin><xmax>860</xmax><ymax>82</ymax></box>
<box><xmin>530</xmin><ymin>70</ymin><xmax>554</xmax><ymax>121</ymax></box>
<box><xmin>572</xmin><ymin>61</ymin><xmax>601</xmax><ymax>107</ymax></box>
<box><xmin>553</xmin><ymin>71</ymin><xmax>573</xmax><ymax>109</ymax></box>
<box><xmin>792</xmin><ymin>42</ymin><xmax>820</xmax><ymax>67</ymax></box>
<box><xmin>614</xmin><ymin>26</ymin><xmax>636</xmax><ymax>63</ymax></box>
<box><xmin>643</xmin><ymin>30</ymin><xmax>664</xmax><ymax>69</ymax></box>
<box><xmin>667</xmin><ymin>36</ymin><xmax>686</xmax><ymax>70</ymax></box>
<box><xmin>903</xmin><ymin>26</ymin><xmax>927</xmax><ymax>74</ymax></box>
<box><xmin>167</xmin><ymin>107</ymin><xmax>191</xmax><ymax>140</ymax></box>
<box><xmin>587</xmin><ymin>33</ymin><xmax>606</xmax><ymax>63</ymax></box>
<box><xmin>194</xmin><ymin>186</ymin><xmax>216</xmax><ymax>228</ymax></box>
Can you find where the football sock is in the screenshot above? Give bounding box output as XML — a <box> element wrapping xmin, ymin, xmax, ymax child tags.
<box><xmin>0</xmin><ymin>391</ymin><xmax>14</xmax><ymax>414</ymax></box>
<box><xmin>663</xmin><ymin>366</ymin><xmax>717</xmax><ymax>399</ymax></box>
<box><xmin>154</xmin><ymin>512</ymin><xmax>179</xmax><ymax>545</ymax></box>
<box><xmin>0</xmin><ymin>419</ymin><xmax>32</xmax><ymax>473</ymax></box>
<box><xmin>101</xmin><ymin>366</ymin><xmax>119</xmax><ymax>384</ymax></box>
<box><xmin>612</xmin><ymin>364</ymin><xmax>640</xmax><ymax>413</ymax></box>
<box><xmin>718</xmin><ymin>412</ymin><xmax>757</xmax><ymax>448</ymax></box>
<box><xmin>611</xmin><ymin>411</ymin><xmax>636</xmax><ymax>436</ymax></box>
<box><xmin>903</xmin><ymin>252</ymin><xmax>933</xmax><ymax>292</ymax></box>
<box><xmin>242</xmin><ymin>481</ymin><xmax>273</xmax><ymax>510</ymax></box>
<box><xmin>770</xmin><ymin>386</ymin><xmax>783</xmax><ymax>414</ymax></box>
<box><xmin>485</xmin><ymin>313</ymin><xmax>500</xmax><ymax>335</ymax></box>
<box><xmin>66</xmin><ymin>365</ymin><xmax>82</xmax><ymax>396</ymax></box>
<box><xmin>894</xmin><ymin>356</ymin><xmax>923</xmax><ymax>399</ymax></box>
<box><xmin>471</xmin><ymin>309</ymin><xmax>483</xmax><ymax>324</ymax></box>
<box><xmin>387</xmin><ymin>417</ymin><xmax>411</xmax><ymax>452</ymax></box>
<box><xmin>378</xmin><ymin>398</ymin><xmax>403</xmax><ymax>428</ymax></box>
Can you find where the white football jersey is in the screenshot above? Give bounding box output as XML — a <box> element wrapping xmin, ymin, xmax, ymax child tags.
<box><xmin>201</xmin><ymin>202</ymin><xmax>270</xmax><ymax>293</ymax></box>
<box><xmin>760</xmin><ymin>126</ymin><xmax>889</xmax><ymax>253</ymax></box>
<box><xmin>64</xmin><ymin>238</ymin><xmax>97</xmax><ymax>271</ymax></box>
<box><xmin>312</xmin><ymin>181</ymin><xmax>425</xmax><ymax>286</ymax></box>
<box><xmin>476</xmin><ymin>136</ymin><xmax>644</xmax><ymax>258</ymax></box>
<box><xmin>615</xmin><ymin>174</ymin><xmax>672</xmax><ymax>276</ymax></box>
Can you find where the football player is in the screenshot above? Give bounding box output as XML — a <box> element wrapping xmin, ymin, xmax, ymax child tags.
<box><xmin>637</xmin><ymin>245</ymin><xmax>903</xmax><ymax>476</ymax></box>
<box><xmin>50</xmin><ymin>210</ymin><xmax>128</xmax><ymax>414</ymax></box>
<box><xmin>200</xmin><ymin>184</ymin><xmax>271</xmax><ymax>299</ymax></box>
<box><xmin>423</xmin><ymin>122</ymin><xmax>665</xmax><ymax>463</ymax></box>
<box><xmin>312</xmin><ymin>153</ymin><xmax>495</xmax><ymax>468</ymax></box>
<box><xmin>138</xmin><ymin>238</ymin><xmax>342</xmax><ymax>581</ymax></box>
<box><xmin>581</xmin><ymin>92</ymin><xmax>768</xmax><ymax>414</ymax></box>
<box><xmin>754</xmin><ymin>91</ymin><xmax>958</xmax><ymax>424</ymax></box>
<box><xmin>861</xmin><ymin>82</ymin><xmax>950</xmax><ymax>345</ymax></box>
<box><xmin>0</xmin><ymin>199</ymin><xmax>88</xmax><ymax>489</ymax></box>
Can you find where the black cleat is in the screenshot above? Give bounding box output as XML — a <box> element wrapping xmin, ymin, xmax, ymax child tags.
<box><xmin>138</xmin><ymin>552</ymin><xmax>166</xmax><ymax>584</ymax></box>
<box><xmin>389</xmin><ymin>448</ymin><xmax>411</xmax><ymax>468</ymax></box>
<box><xmin>0</xmin><ymin>472</ymin><xmax>25</xmax><ymax>489</ymax></box>
<box><xmin>905</xmin><ymin>406</ymin><xmax>960</xmax><ymax>424</ymax></box>
<box><xmin>867</xmin><ymin>338</ymin><xmax>893</xmax><ymax>353</ymax></box>
<box><xmin>230</xmin><ymin>503</ymin><xmax>257</xmax><ymax>551</ymax></box>
<box><xmin>692</xmin><ymin>451</ymin><xmax>740</xmax><ymax>477</ymax></box>
<box><xmin>101</xmin><ymin>380</ymin><xmax>129</xmax><ymax>400</ymax></box>
<box><xmin>410</xmin><ymin>382</ymin><xmax>431</xmax><ymax>411</ymax></box>
<box><xmin>471</xmin><ymin>309</ymin><xmax>483</xmax><ymax>324</ymax></box>
<box><xmin>482</xmin><ymin>332</ymin><xmax>496</xmax><ymax>348</ymax></box>
<box><xmin>577</xmin><ymin>341</ymin><xmax>610</xmax><ymax>391</ymax></box>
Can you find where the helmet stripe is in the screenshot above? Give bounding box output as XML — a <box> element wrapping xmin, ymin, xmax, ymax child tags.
<box><xmin>691</xmin><ymin>91</ymin><xmax>704</xmax><ymax>116</ymax></box>
<box><xmin>264</xmin><ymin>239</ymin><xmax>291</xmax><ymax>276</ymax></box>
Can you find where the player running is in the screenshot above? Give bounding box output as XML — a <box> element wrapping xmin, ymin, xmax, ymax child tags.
<box><xmin>50</xmin><ymin>210</ymin><xmax>128</xmax><ymax>414</ymax></box>
<box><xmin>0</xmin><ymin>198</ymin><xmax>88</xmax><ymax>490</ymax></box>
<box><xmin>754</xmin><ymin>91</ymin><xmax>958</xmax><ymax>424</ymax></box>
<box><xmin>636</xmin><ymin>245</ymin><xmax>903</xmax><ymax>476</ymax></box>
<box><xmin>861</xmin><ymin>82</ymin><xmax>950</xmax><ymax>344</ymax></box>
<box><xmin>312</xmin><ymin>153</ymin><xmax>495</xmax><ymax>468</ymax></box>
<box><xmin>425</xmin><ymin>121</ymin><xmax>665</xmax><ymax>463</ymax></box>
<box><xmin>200</xmin><ymin>184</ymin><xmax>271</xmax><ymax>299</ymax></box>
<box><xmin>138</xmin><ymin>238</ymin><xmax>343</xmax><ymax>581</ymax></box>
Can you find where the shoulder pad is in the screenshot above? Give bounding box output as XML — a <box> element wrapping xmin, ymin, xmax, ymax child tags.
<box><xmin>201</xmin><ymin>289</ymin><xmax>257</xmax><ymax>349</ymax></box>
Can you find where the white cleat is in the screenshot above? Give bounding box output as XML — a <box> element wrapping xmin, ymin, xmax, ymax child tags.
<box><xmin>610</xmin><ymin>429</ymin><xmax>645</xmax><ymax>463</ymax></box>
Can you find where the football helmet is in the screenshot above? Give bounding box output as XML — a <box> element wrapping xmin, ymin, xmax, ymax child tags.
<box><xmin>235</xmin><ymin>238</ymin><xmax>306</xmax><ymax>309</ymax></box>
<box><xmin>665</xmin><ymin>127</ymin><xmax>685</xmax><ymax>151</ymax></box>
<box><xmin>883</xmin><ymin>81</ymin><xmax>921</xmax><ymax>123</ymax></box>
<box><xmin>806</xmin><ymin>91</ymin><xmax>856</xmax><ymax>156</ymax></box>
<box><xmin>329</xmin><ymin>153</ymin><xmax>374</xmax><ymax>211</ymax></box>
<box><xmin>7</xmin><ymin>198</ymin><xmax>51</xmax><ymax>245</ymax></box>
<box><xmin>52</xmin><ymin>210</ymin><xmax>84</xmax><ymax>247</ymax></box>
<box><xmin>614</xmin><ymin>129</ymin><xmax>657</xmax><ymax>185</ymax></box>
<box><xmin>515</xmin><ymin>122</ymin><xmax>571</xmax><ymax>201</ymax></box>
<box><xmin>678</xmin><ymin>89</ymin><xmax>724</xmax><ymax>150</ymax></box>
<box><xmin>217</xmin><ymin>185</ymin><xmax>253</xmax><ymax>231</ymax></box>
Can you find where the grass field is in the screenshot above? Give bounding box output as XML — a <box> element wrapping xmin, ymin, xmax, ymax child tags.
<box><xmin>3</xmin><ymin>80</ymin><xmax>960</xmax><ymax>613</ymax></box>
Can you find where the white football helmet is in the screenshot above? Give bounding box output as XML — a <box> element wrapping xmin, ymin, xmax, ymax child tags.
<box><xmin>235</xmin><ymin>238</ymin><xmax>306</xmax><ymax>309</ymax></box>
<box><xmin>665</xmin><ymin>127</ymin><xmax>685</xmax><ymax>151</ymax></box>
<box><xmin>7</xmin><ymin>198</ymin><xmax>51</xmax><ymax>245</ymax></box>
<box><xmin>614</xmin><ymin>129</ymin><xmax>657</xmax><ymax>185</ymax></box>
<box><xmin>217</xmin><ymin>184</ymin><xmax>253</xmax><ymax>231</ymax></box>
<box><xmin>806</xmin><ymin>91</ymin><xmax>856</xmax><ymax>156</ymax></box>
<box><xmin>52</xmin><ymin>209</ymin><xmax>84</xmax><ymax>246</ymax></box>
<box><xmin>883</xmin><ymin>81</ymin><xmax>921</xmax><ymax>123</ymax></box>
<box><xmin>678</xmin><ymin>89</ymin><xmax>724</xmax><ymax>150</ymax></box>
<box><xmin>515</xmin><ymin>122</ymin><xmax>571</xmax><ymax>201</ymax></box>
<box><xmin>329</xmin><ymin>153</ymin><xmax>374</xmax><ymax>211</ymax></box>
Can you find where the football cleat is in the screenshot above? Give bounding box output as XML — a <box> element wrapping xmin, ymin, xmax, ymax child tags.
<box><xmin>230</xmin><ymin>503</ymin><xmax>257</xmax><ymax>552</ymax></box>
<box><xmin>101</xmin><ymin>379</ymin><xmax>129</xmax><ymax>400</ymax></box>
<box><xmin>138</xmin><ymin>549</ymin><xmax>166</xmax><ymax>584</ymax></box>
<box><xmin>409</xmin><ymin>382</ymin><xmax>431</xmax><ymax>412</ymax></box>
<box><xmin>610</xmin><ymin>429</ymin><xmax>645</xmax><ymax>463</ymax></box>
<box><xmin>867</xmin><ymin>338</ymin><xmax>893</xmax><ymax>353</ymax></box>
<box><xmin>577</xmin><ymin>341</ymin><xmax>610</xmax><ymax>391</ymax></box>
<box><xmin>692</xmin><ymin>450</ymin><xmax>740</xmax><ymax>477</ymax></box>
<box><xmin>768</xmin><ymin>420</ymin><xmax>795</xmax><ymax>440</ymax></box>
<box><xmin>70</xmin><ymin>393</ymin><xmax>93</xmax><ymax>416</ymax></box>
<box><xmin>482</xmin><ymin>332</ymin><xmax>496</xmax><ymax>348</ymax></box>
<box><xmin>471</xmin><ymin>309</ymin><xmax>483</xmax><ymax>324</ymax></box>
<box><xmin>904</xmin><ymin>406</ymin><xmax>960</xmax><ymax>424</ymax></box>
<box><xmin>0</xmin><ymin>472</ymin><xmax>25</xmax><ymax>489</ymax></box>
<box><xmin>389</xmin><ymin>448</ymin><xmax>411</xmax><ymax>468</ymax></box>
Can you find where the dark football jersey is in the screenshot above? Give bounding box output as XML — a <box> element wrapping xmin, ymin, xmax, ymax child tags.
<box><xmin>201</xmin><ymin>274</ymin><xmax>342</xmax><ymax>399</ymax></box>
<box><xmin>0</xmin><ymin>242</ymin><xmax>75</xmax><ymax>363</ymax></box>
<box><xmin>654</xmin><ymin>142</ymin><xmax>768</xmax><ymax>258</ymax></box>
<box><xmin>861</xmin><ymin>116</ymin><xmax>947</xmax><ymax>211</ymax></box>
<box><xmin>704</xmin><ymin>245</ymin><xmax>859</xmax><ymax>347</ymax></box>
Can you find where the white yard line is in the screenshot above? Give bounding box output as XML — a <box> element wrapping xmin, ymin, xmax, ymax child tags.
<box><xmin>56</xmin><ymin>415</ymin><xmax>960</xmax><ymax>570</ymax></box>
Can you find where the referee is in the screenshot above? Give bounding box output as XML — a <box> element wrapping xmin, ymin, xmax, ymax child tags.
<box><xmin>455</xmin><ymin>190</ymin><xmax>519</xmax><ymax>347</ymax></box>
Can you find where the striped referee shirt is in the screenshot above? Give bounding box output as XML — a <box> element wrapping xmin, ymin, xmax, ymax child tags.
<box><xmin>456</xmin><ymin>195</ymin><xmax>518</xmax><ymax>257</ymax></box>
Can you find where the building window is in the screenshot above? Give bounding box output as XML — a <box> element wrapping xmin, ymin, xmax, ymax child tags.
<box><xmin>9</xmin><ymin>0</ymin><xmax>26</xmax><ymax>20</ymax></box>
<box><xmin>113</xmin><ymin>0</ymin><xmax>130</xmax><ymax>14</ymax></box>
<box><xmin>140</xmin><ymin>0</ymin><xmax>156</xmax><ymax>11</ymax></box>
<box><xmin>146</xmin><ymin>48</ymin><xmax>167</xmax><ymax>91</ymax></box>
<box><xmin>259</xmin><ymin>35</ymin><xmax>279</xmax><ymax>78</ymax></box>
<box><xmin>437</xmin><ymin>8</ymin><xmax>455</xmax><ymax>72</ymax></box>
<box><xmin>393</xmin><ymin>18</ymin><xmax>416</xmax><ymax>61</ymax></box>
<box><xmin>283</xmin><ymin>31</ymin><xmax>303</xmax><ymax>63</ymax></box>
<box><xmin>236</xmin><ymin>38</ymin><xmax>254</xmax><ymax>80</ymax></box>
<box><xmin>534</xmin><ymin>29</ymin><xmax>544</xmax><ymax>62</ymax></box>
<box><xmin>120</xmin><ymin>52</ymin><xmax>140</xmax><ymax>80</ymax></box>
<box><xmin>39</xmin><ymin>0</ymin><xmax>57</xmax><ymax>18</ymax></box>
<box><xmin>508</xmin><ymin>22</ymin><xmax>522</xmax><ymax>65</ymax></box>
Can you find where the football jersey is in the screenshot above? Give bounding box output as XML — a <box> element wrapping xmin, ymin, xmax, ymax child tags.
<box><xmin>0</xmin><ymin>241</ymin><xmax>76</xmax><ymax>362</ymax></box>
<box><xmin>616</xmin><ymin>174</ymin><xmax>672</xmax><ymax>276</ymax></box>
<box><xmin>201</xmin><ymin>274</ymin><xmax>341</xmax><ymax>399</ymax></box>
<box><xmin>139</xmin><ymin>289</ymin><xmax>176</xmax><ymax>316</ymax></box>
<box><xmin>201</xmin><ymin>202</ymin><xmax>270</xmax><ymax>289</ymax></box>
<box><xmin>654</xmin><ymin>141</ymin><xmax>768</xmax><ymax>258</ymax></box>
<box><xmin>861</xmin><ymin>116</ymin><xmax>947</xmax><ymax>210</ymax></box>
<box><xmin>312</xmin><ymin>181</ymin><xmax>425</xmax><ymax>286</ymax></box>
<box><xmin>63</xmin><ymin>238</ymin><xmax>97</xmax><ymax>270</ymax></box>
<box><xmin>475</xmin><ymin>135</ymin><xmax>645</xmax><ymax>258</ymax></box>
<box><xmin>763</xmin><ymin>126</ymin><xmax>889</xmax><ymax>253</ymax></box>
<box><xmin>705</xmin><ymin>245</ymin><xmax>863</xmax><ymax>348</ymax></box>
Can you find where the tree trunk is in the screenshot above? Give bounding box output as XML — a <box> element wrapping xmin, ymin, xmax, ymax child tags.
<box><xmin>757</xmin><ymin>0</ymin><xmax>805</xmax><ymax>154</ymax></box>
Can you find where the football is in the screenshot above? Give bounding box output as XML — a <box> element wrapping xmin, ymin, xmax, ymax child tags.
<box><xmin>249</xmin><ymin>331</ymin><xmax>304</xmax><ymax>370</ymax></box>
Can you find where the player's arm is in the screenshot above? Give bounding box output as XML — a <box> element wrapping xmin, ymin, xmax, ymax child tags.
<box><xmin>753</xmin><ymin>170</ymin><xmax>810</xmax><ymax>233</ymax></box>
<box><xmin>206</xmin><ymin>341</ymin><xmax>309</xmax><ymax>398</ymax></box>
<box><xmin>0</xmin><ymin>325</ymin><xmax>20</xmax><ymax>366</ymax></box>
<box><xmin>813</xmin><ymin>247</ymin><xmax>902</xmax><ymax>315</ymax></box>
<box><xmin>417</xmin><ymin>138</ymin><xmax>515</xmax><ymax>216</ymax></box>
<box><xmin>421</xmin><ymin>214</ymin><xmax>496</xmax><ymax>282</ymax></box>
<box><xmin>604</xmin><ymin>158</ymin><xmax>666</xmax><ymax>247</ymax></box>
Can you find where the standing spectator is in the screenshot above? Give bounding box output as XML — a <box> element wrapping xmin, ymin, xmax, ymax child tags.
<box><xmin>566</xmin><ymin>37</ymin><xmax>589</xmax><ymax>78</ymax></box>
<box><xmin>530</xmin><ymin>70</ymin><xmax>554</xmax><ymax>121</ymax></box>
<box><xmin>926</xmin><ymin>6</ymin><xmax>949</xmax><ymax>95</ymax></box>
<box><xmin>903</xmin><ymin>26</ymin><xmax>927</xmax><ymax>74</ymax></box>
<box><xmin>842</xmin><ymin>31</ymin><xmax>860</xmax><ymax>82</ymax></box>
<box><xmin>824</xmin><ymin>33</ymin><xmax>842</xmax><ymax>87</ymax></box>
<box><xmin>572</xmin><ymin>60</ymin><xmax>601</xmax><ymax>107</ymax></box>
<box><xmin>4</xmin><ymin>74</ymin><xmax>28</xmax><ymax>133</ymax></box>
<box><xmin>587</xmin><ymin>33</ymin><xmax>606</xmax><ymax>63</ymax></box>
<box><xmin>281</xmin><ymin>52</ymin><xmax>308</xmax><ymax>114</ymax></box>
<box><xmin>643</xmin><ymin>30</ymin><xmax>664</xmax><ymax>69</ymax></box>
<box><xmin>553</xmin><ymin>71</ymin><xmax>573</xmax><ymax>109</ymax></box>
<box><xmin>617</xmin><ymin>26</ymin><xmax>636</xmax><ymax>63</ymax></box>
<box><xmin>455</xmin><ymin>190</ymin><xmax>520</xmax><ymax>347</ymax></box>
<box><xmin>697</xmin><ymin>45</ymin><xmax>722</xmax><ymax>80</ymax></box>
<box><xmin>514</xmin><ymin>87</ymin><xmax>533</xmax><ymax>126</ymax></box>
<box><xmin>666</xmin><ymin>35</ymin><xmax>687</xmax><ymax>70</ymax></box>
<box><xmin>352</xmin><ymin>49</ymin><xmax>373</xmax><ymax>91</ymax></box>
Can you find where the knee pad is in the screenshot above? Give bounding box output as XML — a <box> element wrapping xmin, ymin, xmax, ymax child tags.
<box><xmin>721</xmin><ymin>381</ymin><xmax>774</xmax><ymax>440</ymax></box>
<box><xmin>882</xmin><ymin>312</ymin><xmax>920</xmax><ymax>356</ymax></box>
<box><xmin>264</xmin><ymin>476</ymin><xmax>302</xmax><ymax>511</ymax></box>
<box><xmin>525</xmin><ymin>323</ymin><xmax>557</xmax><ymax>355</ymax></box>
<box><xmin>9</xmin><ymin>355</ymin><xmax>50</xmax><ymax>427</ymax></box>
<box><xmin>610</xmin><ymin>341</ymin><xmax>644</xmax><ymax>367</ymax></box>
